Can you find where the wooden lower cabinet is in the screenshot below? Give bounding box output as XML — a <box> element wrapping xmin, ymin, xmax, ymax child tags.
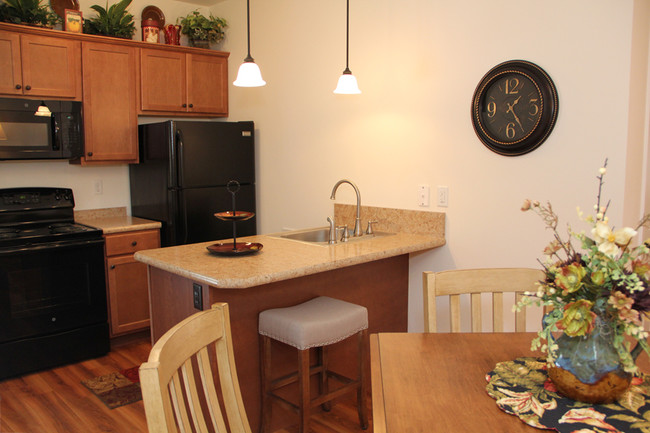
<box><xmin>104</xmin><ymin>229</ymin><xmax>159</xmax><ymax>337</ymax></box>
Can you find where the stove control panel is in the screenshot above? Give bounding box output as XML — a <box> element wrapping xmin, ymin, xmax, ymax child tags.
<box><xmin>0</xmin><ymin>188</ymin><xmax>74</xmax><ymax>212</ymax></box>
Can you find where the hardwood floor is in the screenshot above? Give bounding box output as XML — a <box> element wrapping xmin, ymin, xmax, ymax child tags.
<box><xmin>0</xmin><ymin>333</ymin><xmax>372</xmax><ymax>433</ymax></box>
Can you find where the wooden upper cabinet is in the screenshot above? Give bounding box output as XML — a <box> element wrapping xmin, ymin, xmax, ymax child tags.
<box><xmin>187</xmin><ymin>53</ymin><xmax>228</xmax><ymax>115</ymax></box>
<box><xmin>0</xmin><ymin>30</ymin><xmax>81</xmax><ymax>100</ymax></box>
<box><xmin>0</xmin><ymin>31</ymin><xmax>22</xmax><ymax>96</ymax></box>
<box><xmin>140</xmin><ymin>47</ymin><xmax>228</xmax><ymax>116</ymax></box>
<box><xmin>81</xmin><ymin>41</ymin><xmax>138</xmax><ymax>164</ymax></box>
<box><xmin>140</xmin><ymin>48</ymin><xmax>187</xmax><ymax>112</ymax></box>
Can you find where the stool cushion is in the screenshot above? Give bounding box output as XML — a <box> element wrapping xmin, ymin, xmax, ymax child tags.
<box><xmin>259</xmin><ymin>296</ymin><xmax>368</xmax><ymax>350</ymax></box>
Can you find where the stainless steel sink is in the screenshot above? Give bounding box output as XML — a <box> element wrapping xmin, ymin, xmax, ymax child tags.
<box><xmin>268</xmin><ymin>227</ymin><xmax>394</xmax><ymax>246</ymax></box>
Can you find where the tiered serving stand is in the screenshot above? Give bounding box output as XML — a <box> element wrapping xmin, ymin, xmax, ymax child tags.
<box><xmin>206</xmin><ymin>181</ymin><xmax>263</xmax><ymax>256</ymax></box>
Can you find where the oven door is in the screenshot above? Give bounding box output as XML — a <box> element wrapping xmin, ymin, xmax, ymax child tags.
<box><xmin>0</xmin><ymin>238</ymin><xmax>107</xmax><ymax>343</ymax></box>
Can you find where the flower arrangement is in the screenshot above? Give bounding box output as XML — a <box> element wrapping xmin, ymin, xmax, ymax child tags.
<box><xmin>516</xmin><ymin>159</ymin><xmax>650</xmax><ymax>374</ymax></box>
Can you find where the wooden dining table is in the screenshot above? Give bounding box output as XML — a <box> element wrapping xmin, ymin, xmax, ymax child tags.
<box><xmin>370</xmin><ymin>332</ymin><xmax>650</xmax><ymax>432</ymax></box>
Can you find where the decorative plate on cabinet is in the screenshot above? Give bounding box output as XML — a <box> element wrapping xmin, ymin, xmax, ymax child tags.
<box><xmin>50</xmin><ymin>0</ymin><xmax>79</xmax><ymax>19</ymax></box>
<box><xmin>141</xmin><ymin>5</ymin><xmax>165</xmax><ymax>28</ymax></box>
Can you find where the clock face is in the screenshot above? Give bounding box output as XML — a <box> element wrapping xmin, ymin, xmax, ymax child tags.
<box><xmin>472</xmin><ymin>61</ymin><xmax>558</xmax><ymax>156</ymax></box>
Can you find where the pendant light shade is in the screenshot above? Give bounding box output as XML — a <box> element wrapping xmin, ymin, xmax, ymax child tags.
<box><xmin>233</xmin><ymin>0</ymin><xmax>265</xmax><ymax>87</ymax></box>
<box><xmin>333</xmin><ymin>0</ymin><xmax>360</xmax><ymax>94</ymax></box>
<box><xmin>334</xmin><ymin>69</ymin><xmax>361</xmax><ymax>94</ymax></box>
<box><xmin>234</xmin><ymin>57</ymin><xmax>266</xmax><ymax>87</ymax></box>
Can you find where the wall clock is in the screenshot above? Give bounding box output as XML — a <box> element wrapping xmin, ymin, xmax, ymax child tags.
<box><xmin>471</xmin><ymin>60</ymin><xmax>558</xmax><ymax>156</ymax></box>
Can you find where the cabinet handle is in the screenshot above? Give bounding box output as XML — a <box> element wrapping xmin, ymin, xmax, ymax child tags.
<box><xmin>131</xmin><ymin>241</ymin><xmax>137</xmax><ymax>246</ymax></box>
<box><xmin>25</xmin><ymin>85</ymin><xmax>31</xmax><ymax>90</ymax></box>
<box><xmin>15</xmin><ymin>84</ymin><xmax>21</xmax><ymax>89</ymax></box>
<box><xmin>182</xmin><ymin>103</ymin><xmax>187</xmax><ymax>108</ymax></box>
<box><xmin>110</xmin><ymin>265</ymin><xmax>115</xmax><ymax>270</ymax></box>
<box><xmin>189</xmin><ymin>103</ymin><xmax>193</xmax><ymax>108</ymax></box>
<box><xmin>87</xmin><ymin>152</ymin><xmax>93</xmax><ymax>157</ymax></box>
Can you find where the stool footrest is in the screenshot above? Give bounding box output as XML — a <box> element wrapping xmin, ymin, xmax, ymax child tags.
<box><xmin>269</xmin><ymin>364</ymin><xmax>325</xmax><ymax>391</ymax></box>
<box><xmin>267</xmin><ymin>374</ymin><xmax>360</xmax><ymax>411</ymax></box>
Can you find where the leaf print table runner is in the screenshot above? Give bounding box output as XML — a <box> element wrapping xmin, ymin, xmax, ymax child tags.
<box><xmin>486</xmin><ymin>357</ymin><xmax>650</xmax><ymax>433</ymax></box>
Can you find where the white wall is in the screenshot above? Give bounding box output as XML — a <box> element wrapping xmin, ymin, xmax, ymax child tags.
<box><xmin>1</xmin><ymin>0</ymin><xmax>648</xmax><ymax>331</ymax></box>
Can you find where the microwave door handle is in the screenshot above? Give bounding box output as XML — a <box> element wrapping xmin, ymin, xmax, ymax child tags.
<box><xmin>51</xmin><ymin>115</ymin><xmax>60</xmax><ymax>150</ymax></box>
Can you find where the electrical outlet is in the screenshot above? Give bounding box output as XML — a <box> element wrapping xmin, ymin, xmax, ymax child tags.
<box><xmin>437</xmin><ymin>186</ymin><xmax>449</xmax><ymax>207</ymax></box>
<box><xmin>193</xmin><ymin>283</ymin><xmax>203</xmax><ymax>310</ymax></box>
<box><xmin>93</xmin><ymin>180</ymin><xmax>103</xmax><ymax>195</ymax></box>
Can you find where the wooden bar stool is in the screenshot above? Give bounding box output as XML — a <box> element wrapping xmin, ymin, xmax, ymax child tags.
<box><xmin>258</xmin><ymin>296</ymin><xmax>369</xmax><ymax>433</ymax></box>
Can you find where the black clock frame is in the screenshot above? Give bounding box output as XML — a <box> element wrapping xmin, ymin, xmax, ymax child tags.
<box><xmin>471</xmin><ymin>60</ymin><xmax>559</xmax><ymax>156</ymax></box>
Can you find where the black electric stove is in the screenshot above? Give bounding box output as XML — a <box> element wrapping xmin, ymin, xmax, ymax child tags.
<box><xmin>0</xmin><ymin>187</ymin><xmax>109</xmax><ymax>380</ymax></box>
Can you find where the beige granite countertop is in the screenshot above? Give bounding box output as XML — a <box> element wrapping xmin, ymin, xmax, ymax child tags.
<box><xmin>134</xmin><ymin>206</ymin><xmax>445</xmax><ymax>289</ymax></box>
<box><xmin>75</xmin><ymin>207</ymin><xmax>161</xmax><ymax>234</ymax></box>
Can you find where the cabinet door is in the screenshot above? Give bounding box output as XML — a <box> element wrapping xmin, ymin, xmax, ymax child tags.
<box><xmin>106</xmin><ymin>255</ymin><xmax>150</xmax><ymax>336</ymax></box>
<box><xmin>20</xmin><ymin>33</ymin><xmax>81</xmax><ymax>99</ymax></box>
<box><xmin>82</xmin><ymin>42</ymin><xmax>138</xmax><ymax>163</ymax></box>
<box><xmin>140</xmin><ymin>48</ymin><xmax>187</xmax><ymax>112</ymax></box>
<box><xmin>0</xmin><ymin>31</ymin><xmax>23</xmax><ymax>96</ymax></box>
<box><xmin>187</xmin><ymin>53</ymin><xmax>228</xmax><ymax>115</ymax></box>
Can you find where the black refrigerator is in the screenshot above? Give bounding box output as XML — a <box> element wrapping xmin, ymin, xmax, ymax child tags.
<box><xmin>129</xmin><ymin>120</ymin><xmax>256</xmax><ymax>247</ymax></box>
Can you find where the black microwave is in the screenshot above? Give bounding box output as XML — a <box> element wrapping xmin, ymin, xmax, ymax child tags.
<box><xmin>0</xmin><ymin>98</ymin><xmax>83</xmax><ymax>160</ymax></box>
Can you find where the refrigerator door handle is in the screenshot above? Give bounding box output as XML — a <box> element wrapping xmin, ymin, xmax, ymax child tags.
<box><xmin>176</xmin><ymin>129</ymin><xmax>185</xmax><ymax>188</ymax></box>
<box><xmin>178</xmin><ymin>188</ymin><xmax>189</xmax><ymax>245</ymax></box>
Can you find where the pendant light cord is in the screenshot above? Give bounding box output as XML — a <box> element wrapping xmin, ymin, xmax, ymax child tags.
<box><xmin>244</xmin><ymin>0</ymin><xmax>254</xmax><ymax>62</ymax></box>
<box><xmin>344</xmin><ymin>0</ymin><xmax>351</xmax><ymax>73</ymax></box>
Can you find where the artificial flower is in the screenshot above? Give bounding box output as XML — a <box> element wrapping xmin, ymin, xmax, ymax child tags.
<box><xmin>556</xmin><ymin>300</ymin><xmax>596</xmax><ymax>337</ymax></box>
<box><xmin>554</xmin><ymin>263</ymin><xmax>586</xmax><ymax>294</ymax></box>
<box><xmin>592</xmin><ymin>221</ymin><xmax>637</xmax><ymax>257</ymax></box>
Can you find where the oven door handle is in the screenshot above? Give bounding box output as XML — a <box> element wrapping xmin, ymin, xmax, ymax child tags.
<box><xmin>0</xmin><ymin>238</ymin><xmax>104</xmax><ymax>255</ymax></box>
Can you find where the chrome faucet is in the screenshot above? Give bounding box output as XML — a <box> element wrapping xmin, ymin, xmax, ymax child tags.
<box><xmin>330</xmin><ymin>179</ymin><xmax>362</xmax><ymax>237</ymax></box>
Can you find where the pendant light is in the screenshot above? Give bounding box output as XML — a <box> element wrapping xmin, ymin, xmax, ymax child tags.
<box><xmin>34</xmin><ymin>101</ymin><xmax>52</xmax><ymax>117</ymax></box>
<box><xmin>233</xmin><ymin>0</ymin><xmax>266</xmax><ymax>87</ymax></box>
<box><xmin>333</xmin><ymin>0</ymin><xmax>361</xmax><ymax>94</ymax></box>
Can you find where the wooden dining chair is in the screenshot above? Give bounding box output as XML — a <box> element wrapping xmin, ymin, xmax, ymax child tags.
<box><xmin>139</xmin><ymin>302</ymin><xmax>251</xmax><ymax>433</ymax></box>
<box><xmin>422</xmin><ymin>268</ymin><xmax>543</xmax><ymax>333</ymax></box>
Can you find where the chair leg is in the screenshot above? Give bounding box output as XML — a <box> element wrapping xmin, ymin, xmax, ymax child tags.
<box><xmin>319</xmin><ymin>345</ymin><xmax>331</xmax><ymax>411</ymax></box>
<box><xmin>260</xmin><ymin>335</ymin><xmax>273</xmax><ymax>433</ymax></box>
<box><xmin>357</xmin><ymin>329</ymin><xmax>369</xmax><ymax>430</ymax></box>
<box><xmin>298</xmin><ymin>348</ymin><xmax>311</xmax><ymax>433</ymax></box>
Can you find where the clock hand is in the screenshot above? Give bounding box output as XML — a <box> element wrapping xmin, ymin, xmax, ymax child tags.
<box><xmin>505</xmin><ymin>99</ymin><xmax>525</xmax><ymax>133</ymax></box>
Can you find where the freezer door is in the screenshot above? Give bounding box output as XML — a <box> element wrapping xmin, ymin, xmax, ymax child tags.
<box><xmin>175</xmin><ymin>121</ymin><xmax>255</xmax><ymax>188</ymax></box>
<box><xmin>176</xmin><ymin>184</ymin><xmax>256</xmax><ymax>245</ymax></box>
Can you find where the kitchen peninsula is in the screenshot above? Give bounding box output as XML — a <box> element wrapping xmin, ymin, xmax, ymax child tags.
<box><xmin>135</xmin><ymin>205</ymin><xmax>445</xmax><ymax>431</ymax></box>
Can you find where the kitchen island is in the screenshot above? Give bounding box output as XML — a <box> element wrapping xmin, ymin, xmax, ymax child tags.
<box><xmin>135</xmin><ymin>205</ymin><xmax>445</xmax><ymax>431</ymax></box>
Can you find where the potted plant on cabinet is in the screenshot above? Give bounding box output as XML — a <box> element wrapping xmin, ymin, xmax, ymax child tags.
<box><xmin>0</xmin><ymin>0</ymin><xmax>58</xmax><ymax>27</ymax></box>
<box><xmin>83</xmin><ymin>0</ymin><xmax>135</xmax><ymax>39</ymax></box>
<box><xmin>177</xmin><ymin>10</ymin><xmax>226</xmax><ymax>48</ymax></box>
